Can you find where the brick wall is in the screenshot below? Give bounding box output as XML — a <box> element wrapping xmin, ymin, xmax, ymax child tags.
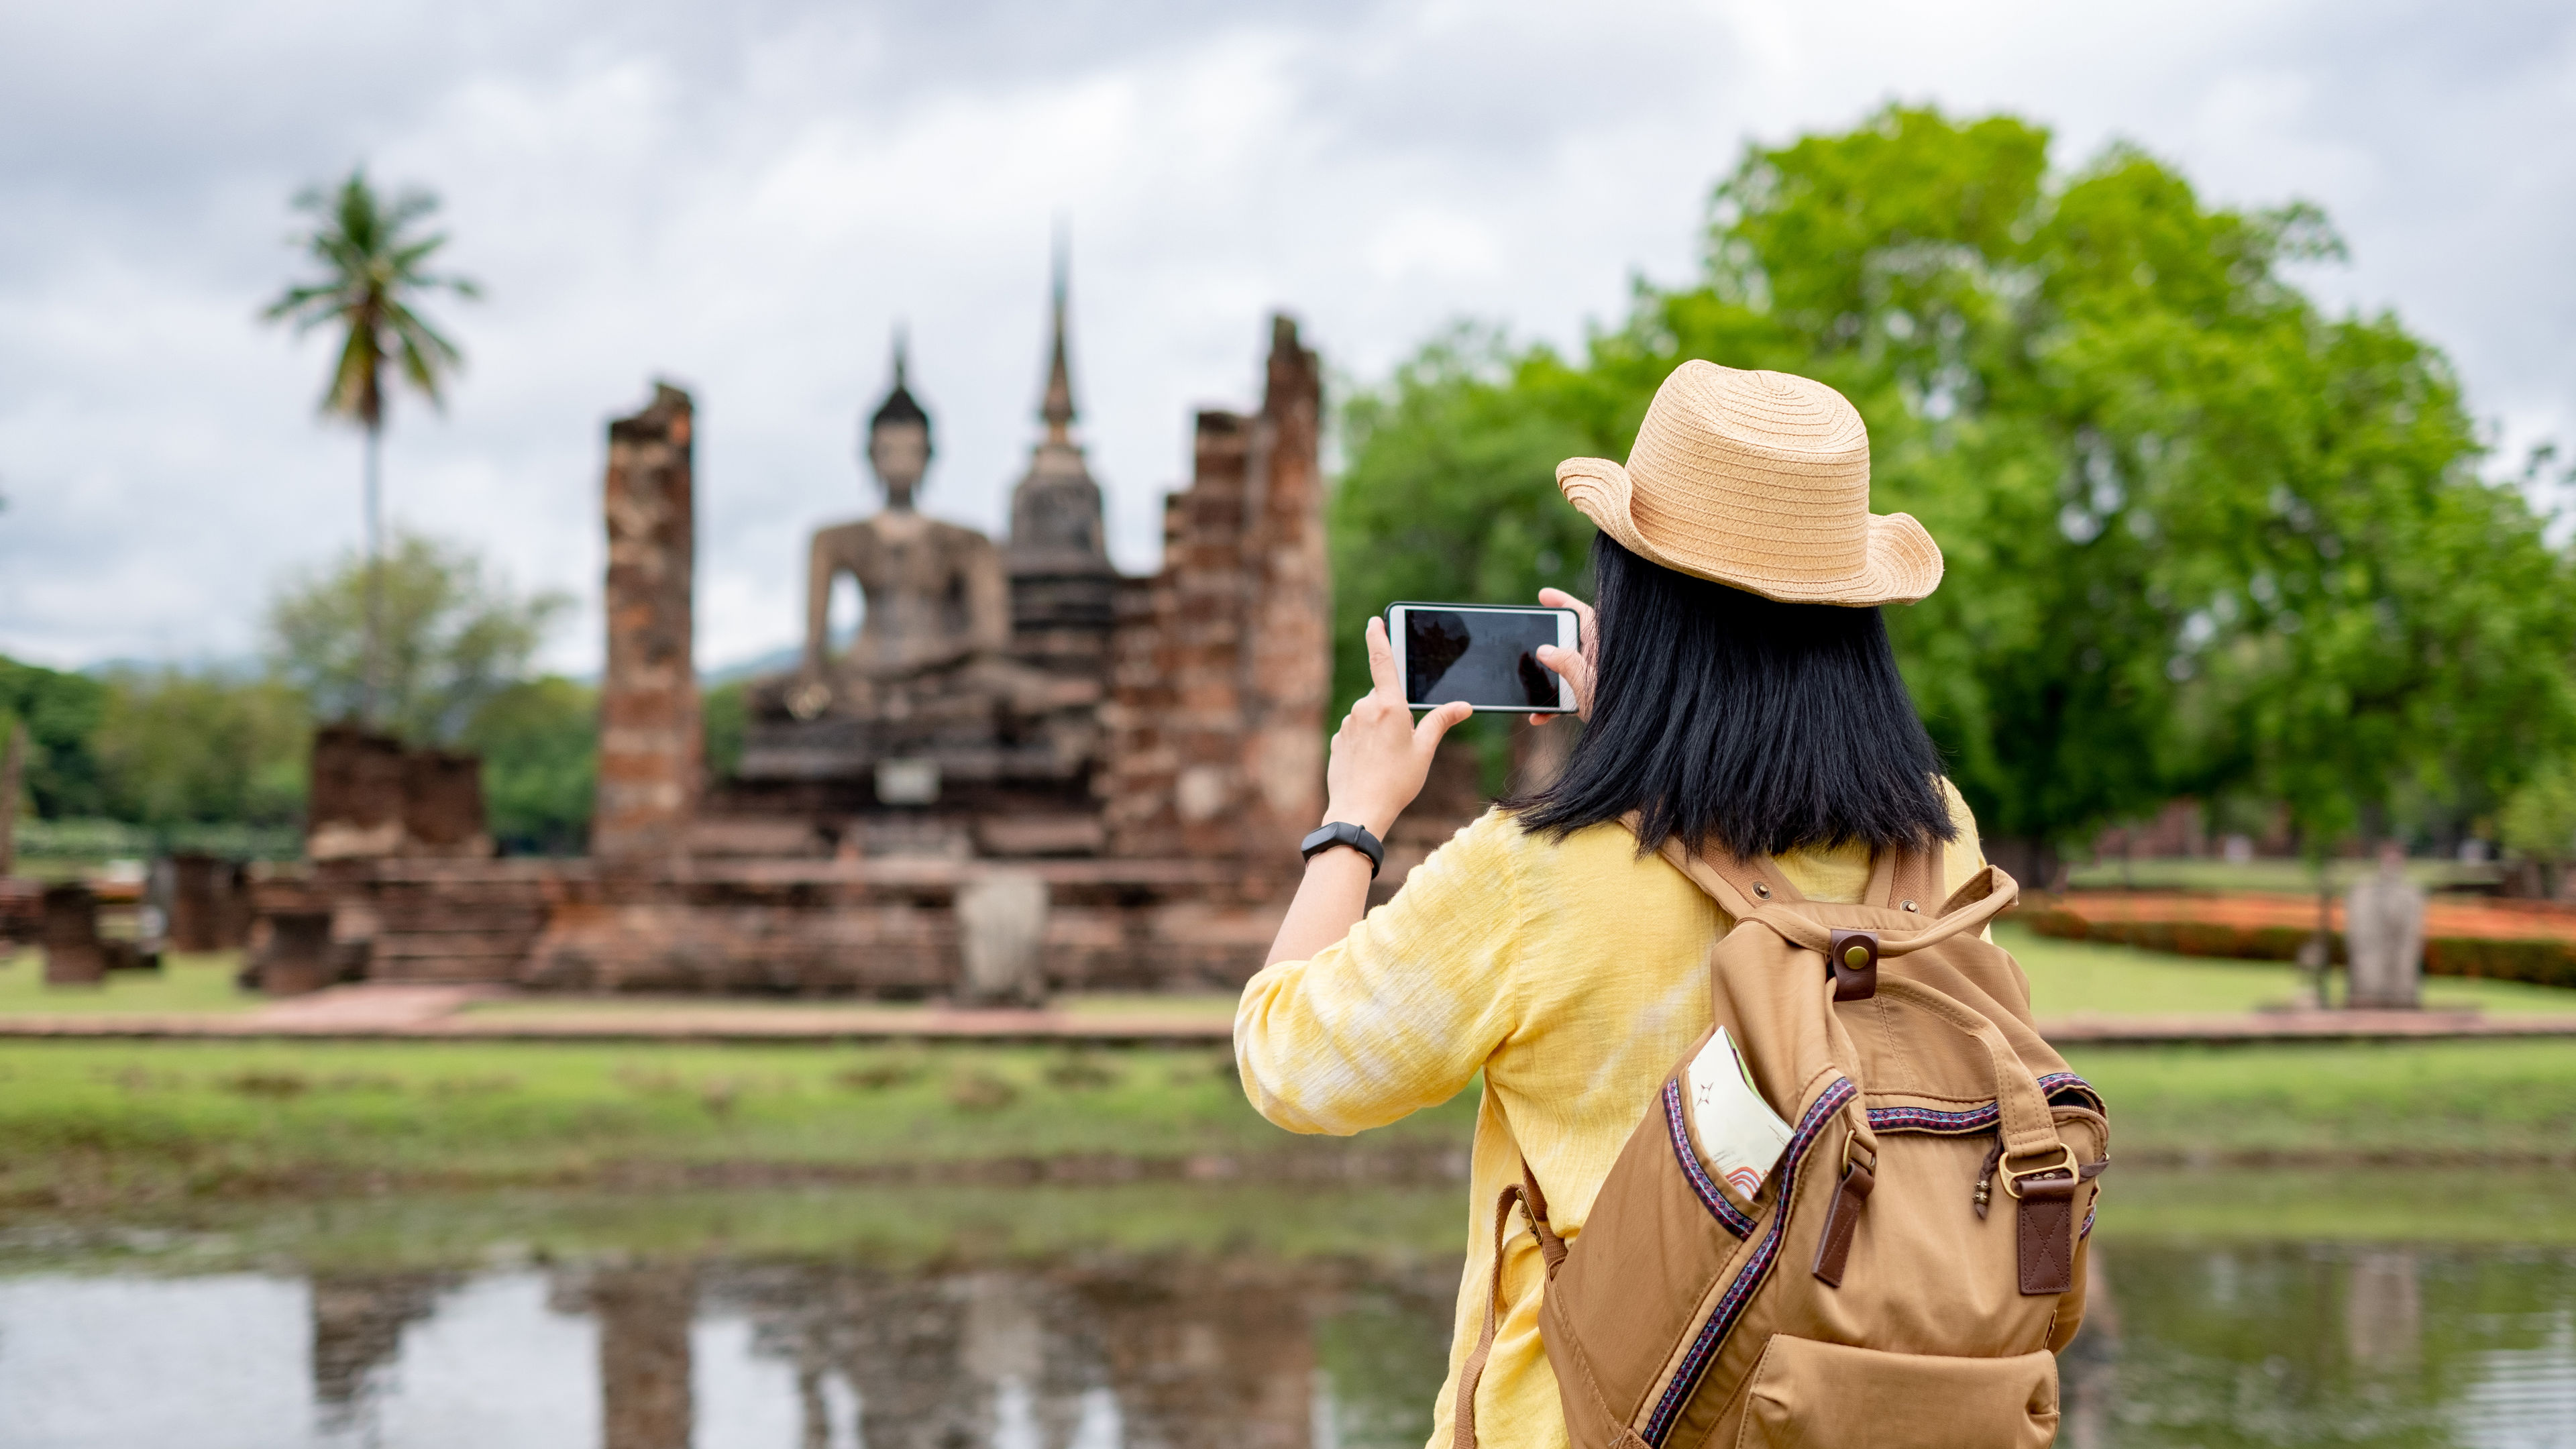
<box><xmin>594</xmin><ymin>384</ymin><xmax>701</xmax><ymax>860</ymax></box>
<box><xmin>1102</xmin><ymin>315</ymin><xmax>1327</xmax><ymax>866</ymax></box>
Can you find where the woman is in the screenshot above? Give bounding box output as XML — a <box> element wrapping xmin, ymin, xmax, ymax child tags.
<box><xmin>1235</xmin><ymin>362</ymin><xmax>1984</xmax><ymax>1446</ymax></box>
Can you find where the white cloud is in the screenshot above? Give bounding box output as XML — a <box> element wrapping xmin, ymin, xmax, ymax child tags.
<box><xmin>1</xmin><ymin>0</ymin><xmax>2569</xmax><ymax>672</ymax></box>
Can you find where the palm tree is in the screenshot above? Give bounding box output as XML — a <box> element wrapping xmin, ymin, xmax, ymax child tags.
<box><xmin>263</xmin><ymin>168</ymin><xmax>480</xmax><ymax>727</ymax></box>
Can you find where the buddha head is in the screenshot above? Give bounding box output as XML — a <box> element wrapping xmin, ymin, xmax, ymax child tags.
<box><xmin>865</xmin><ymin>337</ymin><xmax>933</xmax><ymax>510</ymax></box>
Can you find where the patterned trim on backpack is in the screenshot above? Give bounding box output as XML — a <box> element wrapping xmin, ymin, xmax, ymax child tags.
<box><xmin>1865</xmin><ymin>1101</ymin><xmax>1999</xmax><ymax>1134</ymax></box>
<box><xmin>1641</xmin><ymin>1076</ymin><xmax>1857</xmax><ymax>1447</ymax></box>
<box><xmin>1663</xmin><ymin>1078</ymin><xmax>1760</xmax><ymax>1239</ymax></box>
<box><xmin>1864</xmin><ymin>1071</ymin><xmax>2102</xmax><ymax>1135</ymax></box>
<box><xmin>2039</xmin><ymin>1071</ymin><xmax>2104</xmax><ymax>1113</ymax></box>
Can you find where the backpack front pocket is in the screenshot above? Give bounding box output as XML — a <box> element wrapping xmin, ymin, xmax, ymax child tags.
<box><xmin>1735</xmin><ymin>1336</ymin><xmax>2057</xmax><ymax>1448</ymax></box>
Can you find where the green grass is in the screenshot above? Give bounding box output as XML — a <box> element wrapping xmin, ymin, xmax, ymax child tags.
<box><xmin>0</xmin><ymin>1038</ymin><xmax>1476</xmax><ymax>1207</ymax></box>
<box><xmin>1</xmin><ymin>1029</ymin><xmax>2570</xmax><ymax>1208</ymax></box>
<box><xmin>0</xmin><ymin>947</ymin><xmax>259</xmax><ymax>1014</ymax></box>
<box><xmin>2000</xmin><ymin>921</ymin><xmax>2576</xmax><ymax>1016</ymax></box>
<box><xmin>0</xmin><ymin>1179</ymin><xmax>1474</xmax><ymax>1276</ymax></box>
<box><xmin>2063</xmin><ymin>1039</ymin><xmax>2576</xmax><ymax>1163</ymax></box>
<box><xmin>13</xmin><ymin>931</ymin><xmax>2569</xmax><ymax>1025</ymax></box>
<box><xmin>9</xmin><ymin>1165</ymin><xmax>2571</xmax><ymax>1281</ymax></box>
<box><xmin>2061</xmin><ymin>856</ymin><xmax>2504</xmax><ymax>893</ymax></box>
<box><xmin>2092</xmin><ymin>1167</ymin><xmax>2576</xmax><ymax>1244</ymax></box>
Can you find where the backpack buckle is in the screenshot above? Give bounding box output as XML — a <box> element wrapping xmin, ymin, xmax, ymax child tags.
<box><xmin>1999</xmin><ymin>1144</ymin><xmax>2080</xmax><ymax>1199</ymax></box>
<box><xmin>1827</xmin><ymin>928</ymin><xmax>1880</xmax><ymax>1001</ymax></box>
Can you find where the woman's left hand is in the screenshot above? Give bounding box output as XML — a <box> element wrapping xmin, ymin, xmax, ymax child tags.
<box><xmin>1323</xmin><ymin>616</ymin><xmax>1474</xmax><ymax>837</ymax></box>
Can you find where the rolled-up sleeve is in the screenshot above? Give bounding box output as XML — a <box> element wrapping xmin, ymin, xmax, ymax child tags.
<box><xmin>1234</xmin><ymin>810</ymin><xmax>1534</xmax><ymax>1136</ymax></box>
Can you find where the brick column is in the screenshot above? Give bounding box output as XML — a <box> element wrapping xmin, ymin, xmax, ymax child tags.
<box><xmin>1238</xmin><ymin>315</ymin><xmax>1329</xmax><ymax>863</ymax></box>
<box><xmin>594</xmin><ymin>384</ymin><xmax>700</xmax><ymax>861</ymax></box>
<box><xmin>41</xmin><ymin>883</ymin><xmax>105</xmax><ymax>985</ymax></box>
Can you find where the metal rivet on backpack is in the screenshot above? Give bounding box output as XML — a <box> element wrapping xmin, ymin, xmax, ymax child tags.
<box><xmin>1902</xmin><ymin>899</ymin><xmax>1919</xmax><ymax>912</ymax></box>
<box><xmin>1842</xmin><ymin>943</ymin><xmax>1871</xmax><ymax>969</ymax></box>
<box><xmin>1753</xmin><ymin>881</ymin><xmax>1771</xmax><ymax>899</ymax></box>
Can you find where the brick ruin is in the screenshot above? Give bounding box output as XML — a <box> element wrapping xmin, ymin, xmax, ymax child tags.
<box><xmin>273</xmin><ymin>307</ymin><xmax>1346</xmax><ymax>995</ymax></box>
<box><xmin>1099</xmin><ymin>317</ymin><xmax>1328</xmax><ymax>869</ymax></box>
<box><xmin>594</xmin><ymin>385</ymin><xmax>701</xmax><ymax>863</ymax></box>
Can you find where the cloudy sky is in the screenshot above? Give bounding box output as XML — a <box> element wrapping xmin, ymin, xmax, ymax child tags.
<box><xmin>3</xmin><ymin>0</ymin><xmax>2571</xmax><ymax>674</ymax></box>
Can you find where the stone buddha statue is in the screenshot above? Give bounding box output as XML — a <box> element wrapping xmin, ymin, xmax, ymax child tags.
<box><xmin>786</xmin><ymin>343</ymin><xmax>1013</xmax><ymax>724</ymax></box>
<box><xmin>735</xmin><ymin>307</ymin><xmax>1115</xmax><ymax>835</ymax></box>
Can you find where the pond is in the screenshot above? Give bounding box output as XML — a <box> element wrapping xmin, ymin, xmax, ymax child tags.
<box><xmin>1</xmin><ymin>1173</ymin><xmax>2570</xmax><ymax>1448</ymax></box>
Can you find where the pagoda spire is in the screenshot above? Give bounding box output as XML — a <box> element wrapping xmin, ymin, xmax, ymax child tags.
<box><xmin>1040</xmin><ymin>225</ymin><xmax>1075</xmax><ymax>443</ymax></box>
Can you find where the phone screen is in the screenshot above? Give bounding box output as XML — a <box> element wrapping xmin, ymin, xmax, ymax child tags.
<box><xmin>1392</xmin><ymin>605</ymin><xmax>1575</xmax><ymax>710</ymax></box>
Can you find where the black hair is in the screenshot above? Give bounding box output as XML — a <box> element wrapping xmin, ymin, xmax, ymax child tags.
<box><xmin>1507</xmin><ymin>534</ymin><xmax>1956</xmax><ymax>860</ymax></box>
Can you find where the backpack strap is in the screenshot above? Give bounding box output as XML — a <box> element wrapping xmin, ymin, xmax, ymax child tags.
<box><xmin>1620</xmin><ymin>812</ymin><xmax>1805</xmax><ymax>922</ymax></box>
<box><xmin>1863</xmin><ymin>839</ymin><xmax>1946</xmax><ymax>916</ymax></box>
<box><xmin>1453</xmin><ymin>1161</ymin><xmax>1565</xmax><ymax>1449</ymax></box>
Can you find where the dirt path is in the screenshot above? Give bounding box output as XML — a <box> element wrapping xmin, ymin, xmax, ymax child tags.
<box><xmin>1</xmin><ymin>982</ymin><xmax>2571</xmax><ymax>1044</ymax></box>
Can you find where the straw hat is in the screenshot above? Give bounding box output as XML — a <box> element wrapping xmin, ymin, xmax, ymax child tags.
<box><xmin>1556</xmin><ymin>362</ymin><xmax>1942</xmax><ymax>606</ymax></box>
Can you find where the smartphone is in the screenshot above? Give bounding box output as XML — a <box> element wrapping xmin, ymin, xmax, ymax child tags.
<box><xmin>1384</xmin><ymin>602</ymin><xmax>1582</xmax><ymax>712</ymax></box>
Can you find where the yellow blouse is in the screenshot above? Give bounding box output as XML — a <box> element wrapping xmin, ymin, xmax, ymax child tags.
<box><xmin>1234</xmin><ymin>788</ymin><xmax>1986</xmax><ymax>1449</ymax></box>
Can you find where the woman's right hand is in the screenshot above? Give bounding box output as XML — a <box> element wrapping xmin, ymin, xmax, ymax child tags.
<box><xmin>1531</xmin><ymin>587</ymin><xmax>1597</xmax><ymax>726</ymax></box>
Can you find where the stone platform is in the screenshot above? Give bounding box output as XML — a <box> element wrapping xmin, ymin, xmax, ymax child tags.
<box><xmin>277</xmin><ymin>855</ymin><xmax>1295</xmax><ymax>997</ymax></box>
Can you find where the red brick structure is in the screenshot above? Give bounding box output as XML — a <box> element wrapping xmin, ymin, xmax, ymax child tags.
<box><xmin>1102</xmin><ymin>317</ymin><xmax>1328</xmax><ymax>863</ymax></box>
<box><xmin>307</xmin><ymin>727</ymin><xmax>491</xmax><ymax>861</ymax></box>
<box><xmin>594</xmin><ymin>384</ymin><xmax>700</xmax><ymax>862</ymax></box>
<box><xmin>40</xmin><ymin>883</ymin><xmax>105</xmax><ymax>985</ymax></box>
<box><xmin>299</xmin><ymin>314</ymin><xmax>1352</xmax><ymax>996</ymax></box>
<box><xmin>307</xmin><ymin>725</ymin><xmax>409</xmax><ymax>860</ymax></box>
<box><xmin>168</xmin><ymin>854</ymin><xmax>252</xmax><ymax>953</ymax></box>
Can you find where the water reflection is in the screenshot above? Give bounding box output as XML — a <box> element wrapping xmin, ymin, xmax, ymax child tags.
<box><xmin>0</xmin><ymin>1252</ymin><xmax>1448</xmax><ymax>1449</ymax></box>
<box><xmin>2</xmin><ymin>1189</ymin><xmax>2573</xmax><ymax>1448</ymax></box>
<box><xmin>2068</xmin><ymin>1242</ymin><xmax>2576</xmax><ymax>1448</ymax></box>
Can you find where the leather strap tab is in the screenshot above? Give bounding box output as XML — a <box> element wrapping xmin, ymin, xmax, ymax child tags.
<box><xmin>1456</xmin><ymin>1162</ymin><xmax>1561</xmax><ymax>1449</ymax></box>
<box><xmin>1452</xmin><ymin>1181</ymin><xmax>1521</xmax><ymax>1449</ymax></box>
<box><xmin>1522</xmin><ymin>1163</ymin><xmax>1568</xmax><ymax>1277</ymax></box>
<box><xmin>2015</xmin><ymin>1171</ymin><xmax>2078</xmax><ymax>1295</ymax></box>
<box><xmin>1827</xmin><ymin>928</ymin><xmax>1880</xmax><ymax>1001</ymax></box>
<box><xmin>1810</xmin><ymin>1159</ymin><xmax>1874</xmax><ymax>1286</ymax></box>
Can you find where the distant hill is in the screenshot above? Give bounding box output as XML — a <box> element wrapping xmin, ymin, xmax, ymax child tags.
<box><xmin>60</xmin><ymin>643</ymin><xmax>826</xmax><ymax>690</ymax></box>
<box><xmin>703</xmin><ymin>645</ymin><xmax>800</xmax><ymax>685</ymax></box>
<box><xmin>702</xmin><ymin>629</ymin><xmax>857</xmax><ymax>686</ymax></box>
<box><xmin>78</xmin><ymin>654</ymin><xmax>266</xmax><ymax>682</ymax></box>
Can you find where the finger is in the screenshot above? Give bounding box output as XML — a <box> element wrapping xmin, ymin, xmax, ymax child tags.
<box><xmin>1413</xmin><ymin>698</ymin><xmax>1473</xmax><ymax>749</ymax></box>
<box><xmin>1534</xmin><ymin>645</ymin><xmax>1595</xmax><ymax>718</ymax></box>
<box><xmin>1537</xmin><ymin>587</ymin><xmax>1597</xmax><ymax>632</ymax></box>
<box><xmin>1364</xmin><ymin>616</ymin><xmax>1401</xmax><ymax>698</ymax></box>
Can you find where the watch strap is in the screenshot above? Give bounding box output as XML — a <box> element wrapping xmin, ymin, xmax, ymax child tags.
<box><xmin>1299</xmin><ymin>821</ymin><xmax>1385</xmax><ymax>878</ymax></box>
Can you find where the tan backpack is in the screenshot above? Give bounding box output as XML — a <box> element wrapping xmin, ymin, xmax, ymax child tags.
<box><xmin>1458</xmin><ymin>829</ymin><xmax>2109</xmax><ymax>1448</ymax></box>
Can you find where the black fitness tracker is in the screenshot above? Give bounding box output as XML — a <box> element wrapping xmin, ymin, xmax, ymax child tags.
<box><xmin>1299</xmin><ymin>821</ymin><xmax>1385</xmax><ymax>877</ymax></box>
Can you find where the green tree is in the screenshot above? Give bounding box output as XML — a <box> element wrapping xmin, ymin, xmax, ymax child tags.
<box><xmin>0</xmin><ymin>655</ymin><xmax>111</xmax><ymax>818</ymax></box>
<box><xmin>267</xmin><ymin>530</ymin><xmax>570</xmax><ymax>744</ymax></box>
<box><xmin>1330</xmin><ymin>329</ymin><xmax>1600</xmax><ymax>723</ymax></box>
<box><xmin>461</xmin><ymin>676</ymin><xmax>596</xmax><ymax>854</ymax></box>
<box><xmin>262</xmin><ymin>168</ymin><xmax>480</xmax><ymax>724</ymax></box>
<box><xmin>2500</xmin><ymin>759</ymin><xmax>2576</xmax><ymax>899</ymax></box>
<box><xmin>91</xmin><ymin>671</ymin><xmax>310</xmax><ymax>827</ymax></box>
<box><xmin>1332</xmin><ymin>106</ymin><xmax>2576</xmax><ymax>873</ymax></box>
<box><xmin>701</xmin><ymin>679</ymin><xmax>750</xmax><ymax>782</ymax></box>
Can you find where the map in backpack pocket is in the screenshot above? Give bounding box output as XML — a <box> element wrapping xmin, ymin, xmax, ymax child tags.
<box><xmin>1685</xmin><ymin>1026</ymin><xmax>1795</xmax><ymax>1199</ymax></box>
